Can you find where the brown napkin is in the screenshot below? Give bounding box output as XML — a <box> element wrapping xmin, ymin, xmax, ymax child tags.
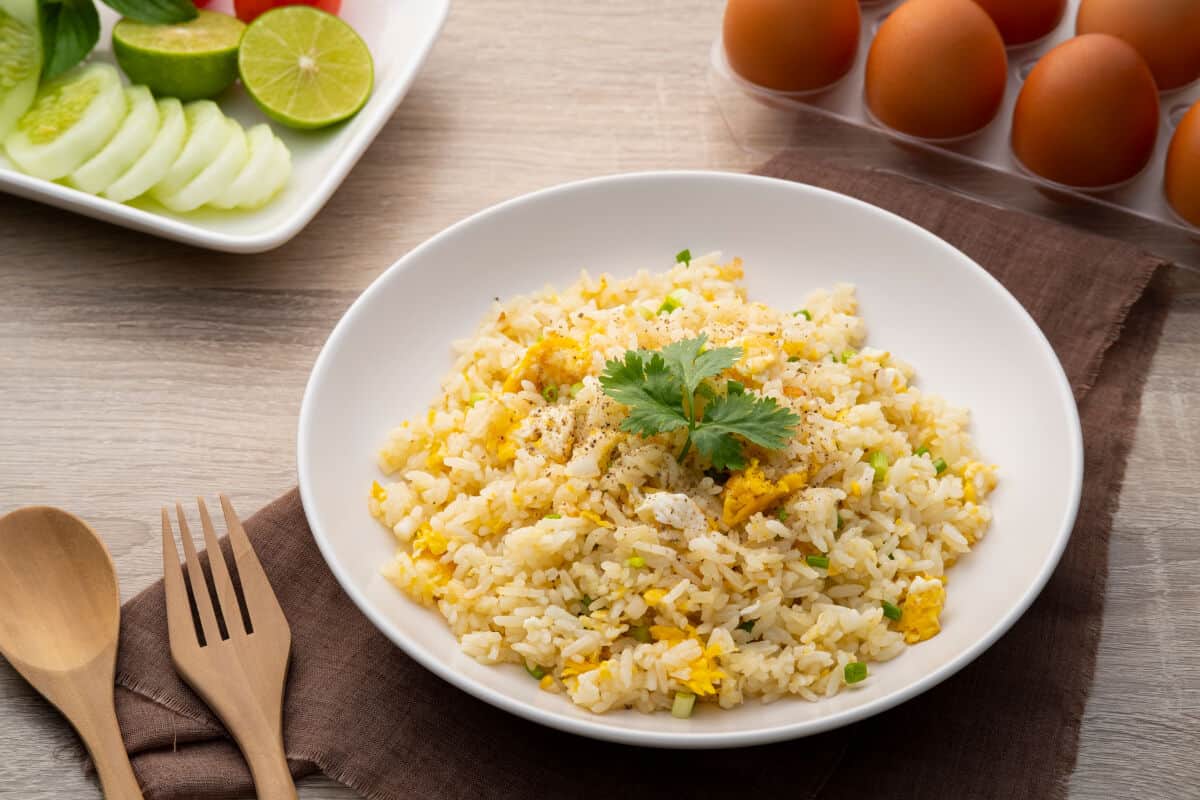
<box><xmin>107</xmin><ymin>154</ymin><xmax>1170</xmax><ymax>800</ymax></box>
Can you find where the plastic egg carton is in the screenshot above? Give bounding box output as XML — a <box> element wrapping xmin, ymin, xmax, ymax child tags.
<box><xmin>709</xmin><ymin>0</ymin><xmax>1200</xmax><ymax>265</ymax></box>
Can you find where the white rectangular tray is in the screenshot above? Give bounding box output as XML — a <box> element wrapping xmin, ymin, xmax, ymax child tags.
<box><xmin>709</xmin><ymin>0</ymin><xmax>1200</xmax><ymax>267</ymax></box>
<box><xmin>0</xmin><ymin>0</ymin><xmax>449</xmax><ymax>253</ymax></box>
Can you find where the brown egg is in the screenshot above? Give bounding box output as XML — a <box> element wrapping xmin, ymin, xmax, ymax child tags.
<box><xmin>1166</xmin><ymin>102</ymin><xmax>1200</xmax><ymax>226</ymax></box>
<box><xmin>722</xmin><ymin>0</ymin><xmax>862</xmax><ymax>93</ymax></box>
<box><xmin>1077</xmin><ymin>0</ymin><xmax>1200</xmax><ymax>91</ymax></box>
<box><xmin>1012</xmin><ymin>35</ymin><xmax>1159</xmax><ymax>188</ymax></box>
<box><xmin>970</xmin><ymin>0</ymin><xmax>1066</xmax><ymax>45</ymax></box>
<box><xmin>865</xmin><ymin>0</ymin><xmax>1008</xmax><ymax>140</ymax></box>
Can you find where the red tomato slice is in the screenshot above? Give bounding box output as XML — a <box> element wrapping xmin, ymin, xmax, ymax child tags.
<box><xmin>233</xmin><ymin>0</ymin><xmax>342</xmax><ymax>23</ymax></box>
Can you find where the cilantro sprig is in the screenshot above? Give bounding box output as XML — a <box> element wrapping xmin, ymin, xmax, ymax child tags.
<box><xmin>599</xmin><ymin>334</ymin><xmax>800</xmax><ymax>470</ymax></box>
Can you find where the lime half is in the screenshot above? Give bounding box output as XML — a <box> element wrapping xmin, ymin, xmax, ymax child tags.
<box><xmin>113</xmin><ymin>10</ymin><xmax>246</xmax><ymax>101</ymax></box>
<box><xmin>238</xmin><ymin>6</ymin><xmax>373</xmax><ymax>130</ymax></box>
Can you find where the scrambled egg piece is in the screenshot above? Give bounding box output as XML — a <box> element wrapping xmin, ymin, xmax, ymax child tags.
<box><xmin>782</xmin><ymin>339</ymin><xmax>817</xmax><ymax>362</ymax></box>
<box><xmin>643</xmin><ymin>588</ymin><xmax>667</xmax><ymax>607</ymax></box>
<box><xmin>716</xmin><ymin>256</ymin><xmax>744</xmax><ymax>282</ymax></box>
<box><xmin>722</xmin><ymin>460</ymin><xmax>807</xmax><ymax>526</ymax></box>
<box><xmin>580</xmin><ymin>510</ymin><xmax>614</xmax><ymax>529</ymax></box>
<box><xmin>738</xmin><ymin>335</ymin><xmax>783</xmax><ymax>374</ymax></box>
<box><xmin>637</xmin><ymin>492</ymin><xmax>708</xmax><ymax>534</ymax></box>
<box><xmin>561</xmin><ymin>658</ymin><xmax>607</xmax><ymax>679</ymax></box>
<box><xmin>526</xmin><ymin>404</ymin><xmax>576</xmax><ymax>462</ymax></box>
<box><xmin>561</xmin><ymin>657</ymin><xmax>611</xmax><ymax>691</ymax></box>
<box><xmin>898</xmin><ymin>575</ymin><xmax>946</xmax><ymax>644</ymax></box>
<box><xmin>502</xmin><ymin>334</ymin><xmax>589</xmax><ymax>393</ymax></box>
<box><xmin>412</xmin><ymin>523</ymin><xmax>449</xmax><ymax>556</ymax></box>
<box><xmin>961</xmin><ymin>462</ymin><xmax>998</xmax><ymax>505</ymax></box>
<box><xmin>484</xmin><ymin>405</ymin><xmax>521</xmax><ymax>465</ymax></box>
<box><xmin>370</xmin><ymin>481</ymin><xmax>387</xmax><ymax>502</ymax></box>
<box><xmin>649</xmin><ymin>624</ymin><xmax>694</xmax><ymax>642</ymax></box>
<box><xmin>679</xmin><ymin>642</ymin><xmax>726</xmax><ymax>696</ymax></box>
<box><xmin>652</xmin><ymin>627</ymin><xmax>727</xmax><ymax>696</ymax></box>
<box><xmin>386</xmin><ymin>554</ymin><xmax>451</xmax><ymax>606</ymax></box>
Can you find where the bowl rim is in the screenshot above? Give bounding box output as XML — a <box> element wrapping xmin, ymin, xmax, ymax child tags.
<box><xmin>297</xmin><ymin>169</ymin><xmax>1084</xmax><ymax>748</ymax></box>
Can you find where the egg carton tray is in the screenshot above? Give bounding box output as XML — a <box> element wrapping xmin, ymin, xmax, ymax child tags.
<box><xmin>709</xmin><ymin>0</ymin><xmax>1200</xmax><ymax>268</ymax></box>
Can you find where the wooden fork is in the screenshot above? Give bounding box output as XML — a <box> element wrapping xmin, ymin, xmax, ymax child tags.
<box><xmin>161</xmin><ymin>495</ymin><xmax>296</xmax><ymax>800</ymax></box>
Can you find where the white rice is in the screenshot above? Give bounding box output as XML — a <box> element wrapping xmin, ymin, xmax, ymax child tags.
<box><xmin>370</xmin><ymin>253</ymin><xmax>996</xmax><ymax>714</ymax></box>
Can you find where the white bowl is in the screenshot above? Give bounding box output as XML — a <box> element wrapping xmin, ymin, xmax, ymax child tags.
<box><xmin>298</xmin><ymin>171</ymin><xmax>1083</xmax><ymax>748</ymax></box>
<box><xmin>0</xmin><ymin>0</ymin><xmax>448</xmax><ymax>253</ymax></box>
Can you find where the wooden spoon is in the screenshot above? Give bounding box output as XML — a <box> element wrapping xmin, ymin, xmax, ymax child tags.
<box><xmin>0</xmin><ymin>506</ymin><xmax>143</xmax><ymax>799</ymax></box>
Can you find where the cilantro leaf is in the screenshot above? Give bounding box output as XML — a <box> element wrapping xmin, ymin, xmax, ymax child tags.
<box><xmin>691</xmin><ymin>391</ymin><xmax>800</xmax><ymax>470</ymax></box>
<box><xmin>692</xmin><ymin>426</ymin><xmax>747</xmax><ymax>471</ymax></box>
<box><xmin>599</xmin><ymin>351</ymin><xmax>688</xmax><ymax>438</ymax></box>
<box><xmin>660</xmin><ymin>334</ymin><xmax>741</xmax><ymax>396</ymax></box>
<box><xmin>700</xmin><ymin>391</ymin><xmax>800</xmax><ymax>450</ymax></box>
<box><xmin>601</xmin><ymin>336</ymin><xmax>801</xmax><ymax>470</ymax></box>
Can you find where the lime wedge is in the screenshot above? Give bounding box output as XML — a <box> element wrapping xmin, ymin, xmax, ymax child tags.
<box><xmin>113</xmin><ymin>10</ymin><xmax>245</xmax><ymax>101</ymax></box>
<box><xmin>237</xmin><ymin>6</ymin><xmax>373</xmax><ymax>130</ymax></box>
<box><xmin>0</xmin><ymin>0</ymin><xmax>42</xmax><ymax>140</ymax></box>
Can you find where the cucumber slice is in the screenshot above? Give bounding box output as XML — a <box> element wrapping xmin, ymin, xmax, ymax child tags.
<box><xmin>103</xmin><ymin>97</ymin><xmax>185</xmax><ymax>203</ymax></box>
<box><xmin>71</xmin><ymin>86</ymin><xmax>158</xmax><ymax>195</ymax></box>
<box><xmin>157</xmin><ymin>117</ymin><xmax>247</xmax><ymax>212</ymax></box>
<box><xmin>247</xmin><ymin>135</ymin><xmax>291</xmax><ymax>209</ymax></box>
<box><xmin>151</xmin><ymin>99</ymin><xmax>230</xmax><ymax>200</ymax></box>
<box><xmin>0</xmin><ymin>0</ymin><xmax>42</xmax><ymax>140</ymax></box>
<box><xmin>210</xmin><ymin>123</ymin><xmax>290</xmax><ymax>210</ymax></box>
<box><xmin>4</xmin><ymin>63</ymin><xmax>125</xmax><ymax>180</ymax></box>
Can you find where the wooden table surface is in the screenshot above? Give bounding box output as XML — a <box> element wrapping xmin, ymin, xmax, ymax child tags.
<box><xmin>2</xmin><ymin>2</ymin><xmax>1198</xmax><ymax>798</ymax></box>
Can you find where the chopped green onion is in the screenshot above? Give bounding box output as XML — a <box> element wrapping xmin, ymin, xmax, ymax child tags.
<box><xmin>869</xmin><ymin>451</ymin><xmax>889</xmax><ymax>482</ymax></box>
<box><xmin>787</xmin><ymin>355</ymin><xmax>802</xmax><ymax>363</ymax></box>
<box><xmin>933</xmin><ymin>457</ymin><xmax>948</xmax><ymax>474</ymax></box>
<box><xmin>914</xmin><ymin>446</ymin><xmax>930</xmax><ymax>457</ymax></box>
<box><xmin>525</xmin><ymin>662</ymin><xmax>546</xmax><ymax>680</ymax></box>
<box><xmin>844</xmin><ymin>661</ymin><xmax>868</xmax><ymax>684</ymax></box>
<box><xmin>882</xmin><ymin>601</ymin><xmax>903</xmax><ymax>621</ymax></box>
<box><xmin>671</xmin><ymin>691</ymin><xmax>696</xmax><ymax>719</ymax></box>
<box><xmin>806</xmin><ymin>554</ymin><xmax>830</xmax><ymax>569</ymax></box>
<box><xmin>736</xmin><ymin>619</ymin><xmax>755</xmax><ymax>633</ymax></box>
<box><xmin>675</xmin><ymin>248</ymin><xmax>692</xmax><ymax>267</ymax></box>
<box><xmin>578</xmin><ymin>594</ymin><xmax>592</xmax><ymax>614</ymax></box>
<box><xmin>777</xmin><ymin>508</ymin><xmax>789</xmax><ymax>522</ymax></box>
<box><xmin>544</xmin><ymin>513</ymin><xmax>562</xmax><ymax>519</ymax></box>
<box><xmin>468</xmin><ymin>392</ymin><xmax>489</xmax><ymax>406</ymax></box>
<box><xmin>840</xmin><ymin>349</ymin><xmax>855</xmax><ymax>363</ymax></box>
<box><xmin>658</xmin><ymin>296</ymin><xmax>682</xmax><ymax>315</ymax></box>
<box><xmin>726</xmin><ymin>380</ymin><xmax>745</xmax><ymax>396</ymax></box>
<box><xmin>795</xmin><ymin>309</ymin><xmax>812</xmax><ymax>321</ymax></box>
<box><xmin>569</xmin><ymin>381</ymin><xmax>584</xmax><ymax>397</ymax></box>
<box><xmin>629</xmin><ymin>624</ymin><xmax>652</xmax><ymax>643</ymax></box>
<box><xmin>835</xmin><ymin>513</ymin><xmax>844</xmax><ymax>531</ymax></box>
<box><xmin>542</xmin><ymin>384</ymin><xmax>558</xmax><ymax>403</ymax></box>
<box><xmin>626</xmin><ymin>554</ymin><xmax>646</xmax><ymax>569</ymax></box>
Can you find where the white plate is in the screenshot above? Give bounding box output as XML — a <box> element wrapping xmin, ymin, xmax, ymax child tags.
<box><xmin>298</xmin><ymin>171</ymin><xmax>1083</xmax><ymax>748</ymax></box>
<box><xmin>0</xmin><ymin>0</ymin><xmax>448</xmax><ymax>253</ymax></box>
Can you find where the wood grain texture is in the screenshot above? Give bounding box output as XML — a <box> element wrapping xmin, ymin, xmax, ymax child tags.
<box><xmin>0</xmin><ymin>1</ymin><xmax>1197</xmax><ymax>797</ymax></box>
